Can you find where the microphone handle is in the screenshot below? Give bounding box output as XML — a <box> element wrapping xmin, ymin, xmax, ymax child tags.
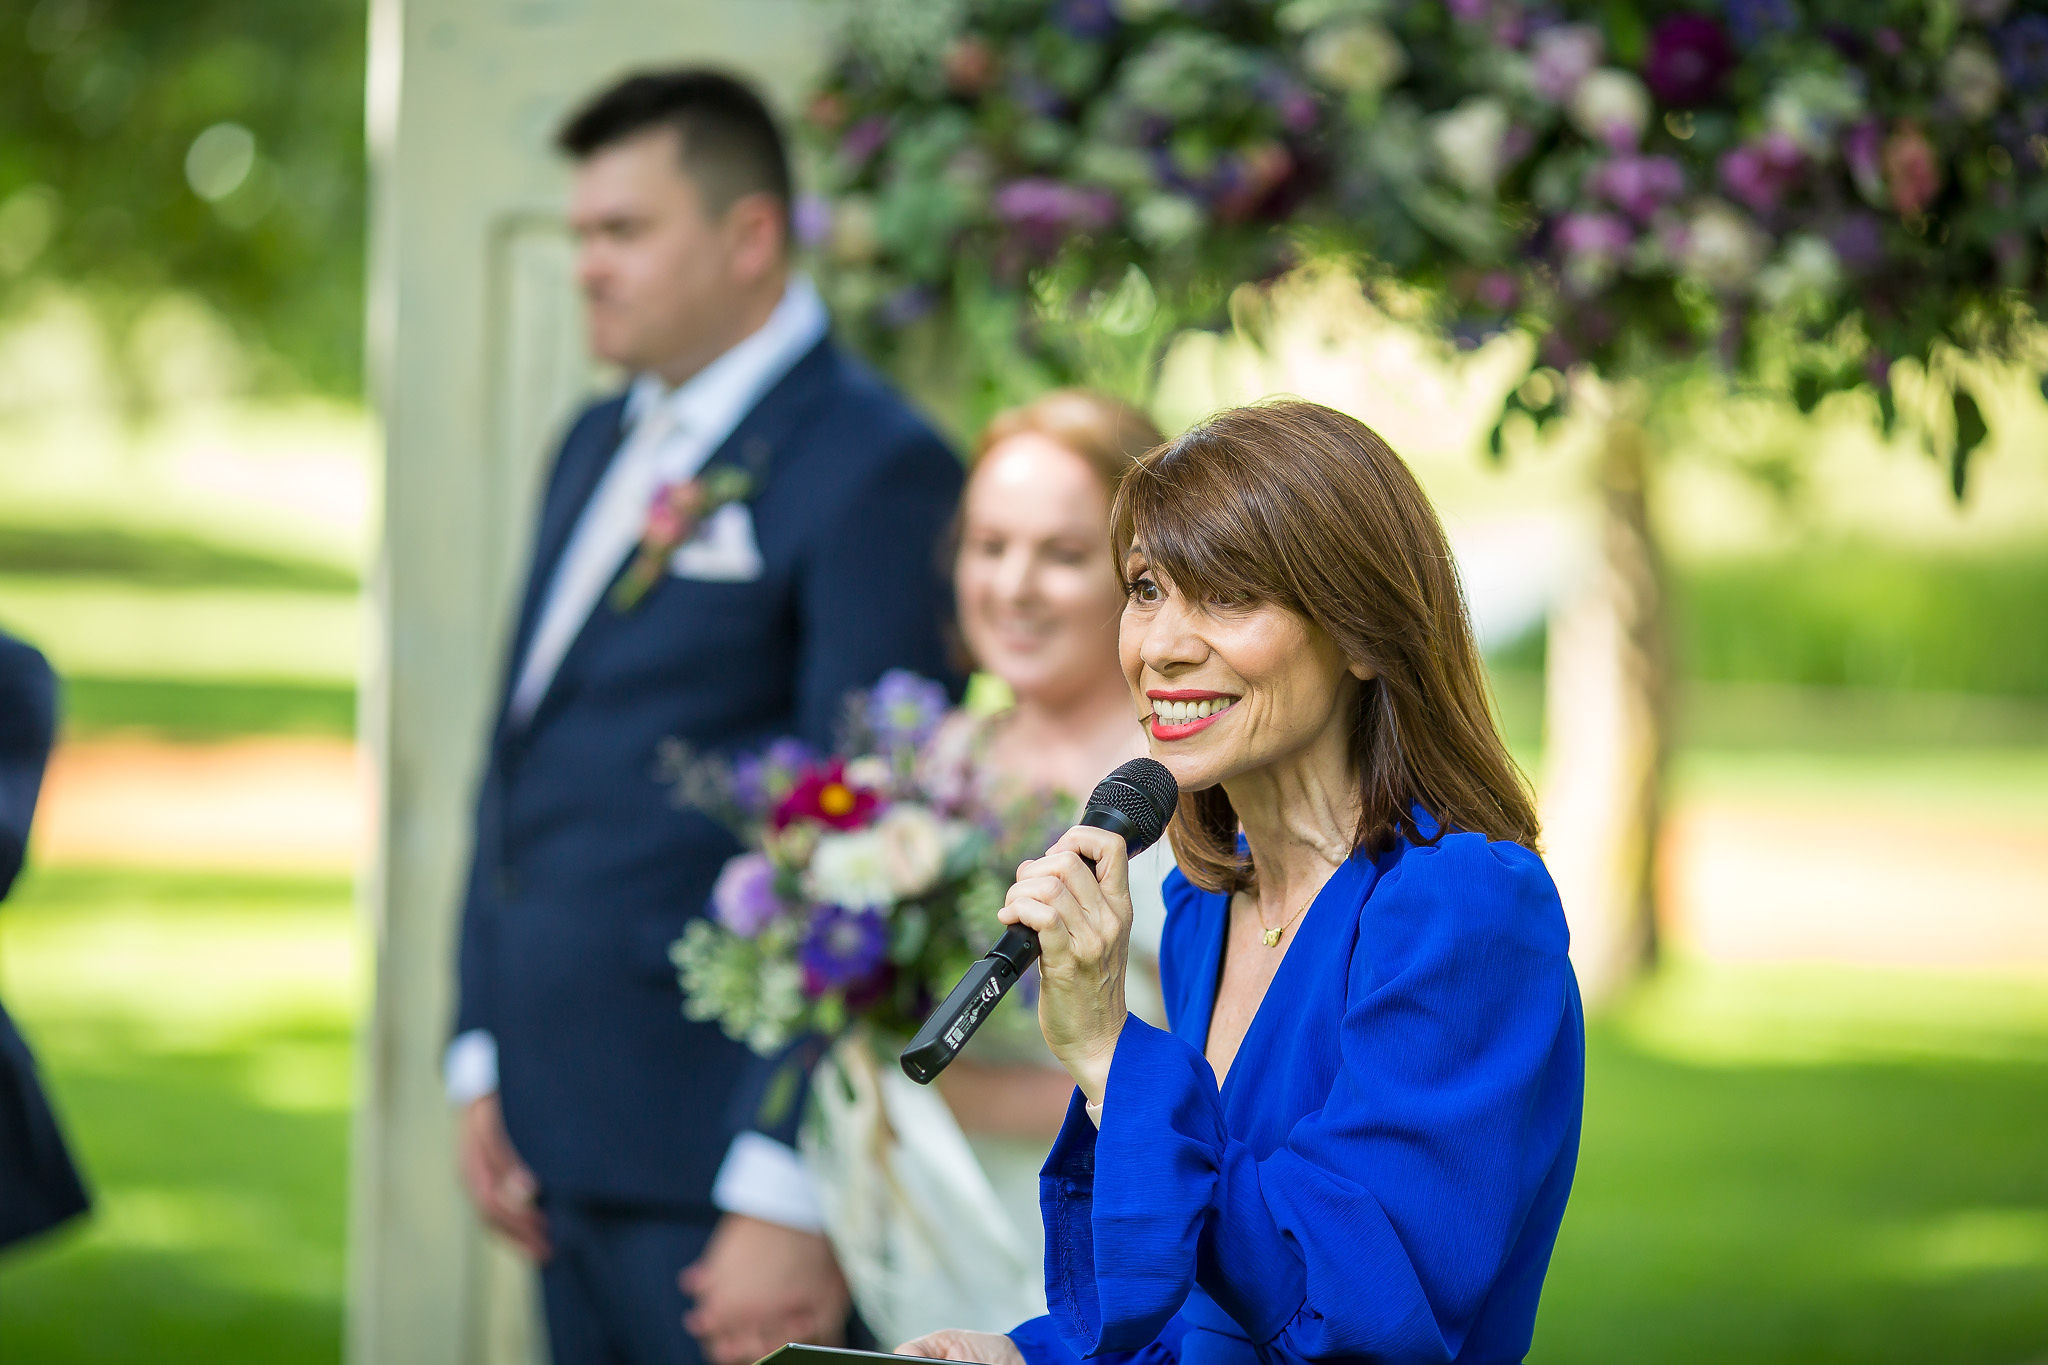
<box><xmin>898</xmin><ymin>806</ymin><xmax>1140</xmax><ymax>1085</ymax></box>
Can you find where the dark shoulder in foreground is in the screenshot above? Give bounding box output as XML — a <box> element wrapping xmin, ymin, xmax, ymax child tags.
<box><xmin>1366</xmin><ymin>828</ymin><xmax>1570</xmax><ymax>963</ymax></box>
<box><xmin>0</xmin><ymin>632</ymin><xmax>57</xmax><ymax>749</ymax></box>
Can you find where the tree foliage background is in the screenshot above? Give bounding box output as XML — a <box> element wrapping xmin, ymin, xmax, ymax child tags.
<box><xmin>0</xmin><ymin>0</ymin><xmax>367</xmax><ymax>400</ymax></box>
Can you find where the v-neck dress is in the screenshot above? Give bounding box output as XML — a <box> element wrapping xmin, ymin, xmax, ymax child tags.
<box><xmin>1006</xmin><ymin>820</ymin><xmax>1585</xmax><ymax>1365</ymax></box>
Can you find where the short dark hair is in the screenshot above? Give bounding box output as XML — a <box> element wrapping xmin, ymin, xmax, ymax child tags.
<box><xmin>557</xmin><ymin>68</ymin><xmax>792</xmax><ymax>228</ymax></box>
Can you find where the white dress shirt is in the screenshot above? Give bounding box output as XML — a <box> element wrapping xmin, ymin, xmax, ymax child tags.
<box><xmin>448</xmin><ymin>275</ymin><xmax>831</xmax><ymax>1233</ymax></box>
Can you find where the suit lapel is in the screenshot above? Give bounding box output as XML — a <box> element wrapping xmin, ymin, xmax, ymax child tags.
<box><xmin>494</xmin><ymin>395</ymin><xmax>628</xmax><ymax>741</ymax></box>
<box><xmin>502</xmin><ymin>339</ymin><xmax>843</xmax><ymax>741</ymax></box>
<box><xmin>693</xmin><ymin>336</ymin><xmax>837</xmax><ymax>487</ymax></box>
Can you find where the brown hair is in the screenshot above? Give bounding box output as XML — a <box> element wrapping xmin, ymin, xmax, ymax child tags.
<box><xmin>973</xmin><ymin>388</ymin><xmax>1165</xmax><ymax>488</ymax></box>
<box><xmin>1112</xmin><ymin>399</ymin><xmax>1538</xmax><ymax>893</ymax></box>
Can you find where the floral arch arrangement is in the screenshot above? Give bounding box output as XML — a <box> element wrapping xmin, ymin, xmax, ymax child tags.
<box><xmin>803</xmin><ymin>0</ymin><xmax>2048</xmax><ymax>480</ymax></box>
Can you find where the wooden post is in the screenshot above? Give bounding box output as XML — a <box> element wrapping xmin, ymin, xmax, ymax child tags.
<box><xmin>1539</xmin><ymin>384</ymin><xmax>1671</xmax><ymax>1008</ymax></box>
<box><xmin>351</xmin><ymin>5</ymin><xmax>828</xmax><ymax>1361</ymax></box>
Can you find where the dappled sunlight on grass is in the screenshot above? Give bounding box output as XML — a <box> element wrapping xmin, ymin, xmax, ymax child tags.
<box><xmin>0</xmin><ymin>399</ymin><xmax>375</xmax><ymax>574</ymax></box>
<box><xmin>1867</xmin><ymin>1208</ymin><xmax>2048</xmax><ymax>1284</ymax></box>
<box><xmin>1614</xmin><ymin>960</ymin><xmax>2048</xmax><ymax>1069</ymax></box>
<box><xmin>1535</xmin><ymin>960</ymin><xmax>2048</xmax><ymax>1364</ymax></box>
<box><xmin>1</xmin><ymin>870</ymin><xmax>361</xmax><ymax>1051</ymax></box>
<box><xmin>0</xmin><ymin>868</ymin><xmax>354</xmax><ymax>1360</ymax></box>
<box><xmin>0</xmin><ymin>577</ymin><xmax>360</xmax><ymax>683</ymax></box>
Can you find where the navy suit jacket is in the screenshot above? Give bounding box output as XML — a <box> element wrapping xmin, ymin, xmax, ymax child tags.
<box><xmin>0</xmin><ymin>630</ymin><xmax>90</xmax><ymax>1249</ymax></box>
<box><xmin>455</xmin><ymin>337</ymin><xmax>962</xmax><ymax>1209</ymax></box>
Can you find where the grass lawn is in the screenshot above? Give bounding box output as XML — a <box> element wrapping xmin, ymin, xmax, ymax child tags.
<box><xmin>0</xmin><ymin>866</ymin><xmax>2043</xmax><ymax>1362</ymax></box>
<box><xmin>0</xmin><ymin>868</ymin><xmax>358</xmax><ymax>1360</ymax></box>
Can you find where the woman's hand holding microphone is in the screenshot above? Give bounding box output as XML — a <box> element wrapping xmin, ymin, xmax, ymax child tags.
<box><xmin>995</xmin><ymin>824</ymin><xmax>1135</xmax><ymax>1108</ymax></box>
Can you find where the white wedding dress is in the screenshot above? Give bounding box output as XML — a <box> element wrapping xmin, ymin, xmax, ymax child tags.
<box><xmin>800</xmin><ymin>839</ymin><xmax>1176</xmax><ymax>1348</ymax></box>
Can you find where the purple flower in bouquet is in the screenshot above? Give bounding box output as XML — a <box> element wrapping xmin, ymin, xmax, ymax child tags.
<box><xmin>1257</xmin><ymin>71</ymin><xmax>1321</xmax><ymax>135</ymax></box>
<box><xmin>1828</xmin><ymin>213</ymin><xmax>1887</xmax><ymax>274</ymax></box>
<box><xmin>1009</xmin><ymin>73</ymin><xmax>1072</xmax><ymax>122</ymax></box>
<box><xmin>839</xmin><ymin>116</ymin><xmax>891</xmax><ymax>167</ymax></box>
<box><xmin>1056</xmin><ymin>0</ymin><xmax>1118</xmax><ymax>39</ymax></box>
<box><xmin>995</xmin><ymin>178</ymin><xmax>1119</xmax><ymax>254</ymax></box>
<box><xmin>1725</xmin><ymin>0</ymin><xmax>1797</xmax><ymax>48</ymax></box>
<box><xmin>1591</xmin><ymin>152</ymin><xmax>1686</xmax><ymax>221</ymax></box>
<box><xmin>1719</xmin><ymin>132</ymin><xmax>1804</xmax><ymax>214</ymax></box>
<box><xmin>2000</xmin><ymin>16</ymin><xmax>2048</xmax><ymax>92</ymax></box>
<box><xmin>1644</xmin><ymin>15</ymin><xmax>1735</xmax><ymax>108</ymax></box>
<box><xmin>731</xmin><ymin>737</ymin><xmax>818</xmax><ymax>817</ymax></box>
<box><xmin>878</xmin><ymin>285</ymin><xmax>936</xmax><ymax>330</ymax></box>
<box><xmin>798</xmin><ymin>906</ymin><xmax>890</xmax><ymax>997</ymax></box>
<box><xmin>1556</xmin><ymin>211</ymin><xmax>1634</xmax><ymax>262</ymax></box>
<box><xmin>792</xmin><ymin>194</ymin><xmax>833</xmax><ymax>251</ymax></box>
<box><xmin>1530</xmin><ymin>24</ymin><xmax>1603</xmax><ymax>103</ymax></box>
<box><xmin>711</xmin><ymin>853</ymin><xmax>782</xmax><ymax>938</ymax></box>
<box><xmin>1448</xmin><ymin>0</ymin><xmax>1528</xmax><ymax>46</ymax></box>
<box><xmin>1475</xmin><ymin>270</ymin><xmax>1520</xmax><ymax>312</ymax></box>
<box><xmin>1843</xmin><ymin>117</ymin><xmax>1886</xmax><ymax>202</ymax></box>
<box><xmin>867</xmin><ymin>670</ymin><xmax>950</xmax><ymax>751</ymax></box>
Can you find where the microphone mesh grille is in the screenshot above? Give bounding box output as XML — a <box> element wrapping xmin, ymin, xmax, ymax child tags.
<box><xmin>1090</xmin><ymin>758</ymin><xmax>1180</xmax><ymax>849</ymax></box>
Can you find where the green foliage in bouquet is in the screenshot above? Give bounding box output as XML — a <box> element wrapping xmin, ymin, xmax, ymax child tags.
<box><xmin>804</xmin><ymin>0</ymin><xmax>2048</xmax><ymax>487</ymax></box>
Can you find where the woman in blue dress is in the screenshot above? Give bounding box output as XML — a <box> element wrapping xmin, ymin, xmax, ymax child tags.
<box><xmin>900</xmin><ymin>400</ymin><xmax>1585</xmax><ymax>1365</ymax></box>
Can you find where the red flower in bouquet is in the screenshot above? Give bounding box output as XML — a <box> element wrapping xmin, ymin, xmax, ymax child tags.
<box><xmin>772</xmin><ymin>760</ymin><xmax>881</xmax><ymax>832</ymax></box>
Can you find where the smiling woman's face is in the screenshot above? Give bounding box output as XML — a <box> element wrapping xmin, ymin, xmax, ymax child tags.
<box><xmin>956</xmin><ymin>433</ymin><xmax>1126</xmax><ymax>707</ymax></box>
<box><xmin>1119</xmin><ymin>549</ymin><xmax>1365</xmax><ymax>794</ymax></box>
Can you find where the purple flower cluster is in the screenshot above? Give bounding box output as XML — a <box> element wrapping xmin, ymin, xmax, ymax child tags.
<box><xmin>1590</xmin><ymin>153</ymin><xmax>1686</xmax><ymax>221</ymax></box>
<box><xmin>711</xmin><ymin>852</ymin><xmax>782</xmax><ymax>938</ymax></box>
<box><xmin>1725</xmin><ymin>0</ymin><xmax>1798</xmax><ymax>48</ymax></box>
<box><xmin>1644</xmin><ymin>15</ymin><xmax>1734</xmax><ymax>107</ymax></box>
<box><xmin>2002</xmin><ymin>15</ymin><xmax>2048</xmax><ymax>92</ymax></box>
<box><xmin>1719</xmin><ymin>133</ymin><xmax>1805</xmax><ymax>214</ymax></box>
<box><xmin>866</xmin><ymin>669</ymin><xmax>949</xmax><ymax>751</ymax></box>
<box><xmin>798</xmin><ymin>905</ymin><xmax>891</xmax><ymax>998</ymax></box>
<box><xmin>994</xmin><ymin>177</ymin><xmax>1119</xmax><ymax>255</ymax></box>
<box><xmin>730</xmin><ymin>737</ymin><xmax>818</xmax><ymax>820</ymax></box>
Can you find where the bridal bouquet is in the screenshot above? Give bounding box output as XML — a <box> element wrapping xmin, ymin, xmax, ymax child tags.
<box><xmin>668</xmin><ymin>670</ymin><xmax>1076</xmax><ymax>1343</ymax></box>
<box><xmin>669</xmin><ymin>670</ymin><xmax>1063</xmax><ymax>1058</ymax></box>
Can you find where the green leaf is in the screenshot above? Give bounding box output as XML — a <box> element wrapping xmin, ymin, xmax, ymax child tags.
<box><xmin>755</xmin><ymin>1057</ymin><xmax>805</xmax><ymax>1130</ymax></box>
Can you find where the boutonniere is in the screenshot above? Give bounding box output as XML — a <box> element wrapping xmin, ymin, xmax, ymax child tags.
<box><xmin>611</xmin><ymin>466</ymin><xmax>755</xmax><ymax>611</ymax></box>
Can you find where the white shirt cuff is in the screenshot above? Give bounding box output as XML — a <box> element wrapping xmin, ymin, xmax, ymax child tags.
<box><xmin>444</xmin><ymin>1029</ymin><xmax>499</xmax><ymax>1104</ymax></box>
<box><xmin>712</xmin><ymin>1131</ymin><xmax>825</xmax><ymax>1233</ymax></box>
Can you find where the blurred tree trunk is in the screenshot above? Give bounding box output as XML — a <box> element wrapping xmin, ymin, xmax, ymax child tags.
<box><xmin>1540</xmin><ymin>394</ymin><xmax>1672</xmax><ymax>1007</ymax></box>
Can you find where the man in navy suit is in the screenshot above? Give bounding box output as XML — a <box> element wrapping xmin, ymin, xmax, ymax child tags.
<box><xmin>0</xmin><ymin>629</ymin><xmax>90</xmax><ymax>1252</ymax></box>
<box><xmin>448</xmin><ymin>70</ymin><xmax>961</xmax><ymax>1365</ymax></box>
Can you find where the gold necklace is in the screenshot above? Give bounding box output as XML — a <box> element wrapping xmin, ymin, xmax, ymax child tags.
<box><xmin>1252</xmin><ymin>886</ymin><xmax>1314</xmax><ymax>948</ymax></box>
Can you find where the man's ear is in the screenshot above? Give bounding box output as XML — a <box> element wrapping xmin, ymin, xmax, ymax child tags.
<box><xmin>724</xmin><ymin>192</ymin><xmax>788</xmax><ymax>283</ymax></box>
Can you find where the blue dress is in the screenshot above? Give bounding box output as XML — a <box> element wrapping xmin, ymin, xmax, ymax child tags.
<box><xmin>1007</xmin><ymin>820</ymin><xmax>1584</xmax><ymax>1365</ymax></box>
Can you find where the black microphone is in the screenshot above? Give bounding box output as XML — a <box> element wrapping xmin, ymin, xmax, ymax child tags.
<box><xmin>900</xmin><ymin>757</ymin><xmax>1178</xmax><ymax>1085</ymax></box>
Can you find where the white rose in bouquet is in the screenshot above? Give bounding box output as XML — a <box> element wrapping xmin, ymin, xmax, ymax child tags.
<box><xmin>805</xmin><ymin>829</ymin><xmax>896</xmax><ymax>908</ymax></box>
<box><xmin>875</xmin><ymin>805</ymin><xmax>948</xmax><ymax>898</ymax></box>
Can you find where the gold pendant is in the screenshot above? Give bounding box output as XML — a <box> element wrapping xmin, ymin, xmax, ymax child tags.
<box><xmin>1262</xmin><ymin>927</ymin><xmax>1283</xmax><ymax>948</ymax></box>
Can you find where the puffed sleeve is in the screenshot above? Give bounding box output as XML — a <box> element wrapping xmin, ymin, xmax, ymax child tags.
<box><xmin>1037</xmin><ymin>834</ymin><xmax>1583</xmax><ymax>1364</ymax></box>
<box><xmin>1010</xmin><ymin>1305</ymin><xmax>1191</xmax><ymax>1365</ymax></box>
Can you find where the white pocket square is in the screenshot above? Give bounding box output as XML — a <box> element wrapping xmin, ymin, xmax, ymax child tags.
<box><xmin>670</xmin><ymin>503</ymin><xmax>765</xmax><ymax>582</ymax></box>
